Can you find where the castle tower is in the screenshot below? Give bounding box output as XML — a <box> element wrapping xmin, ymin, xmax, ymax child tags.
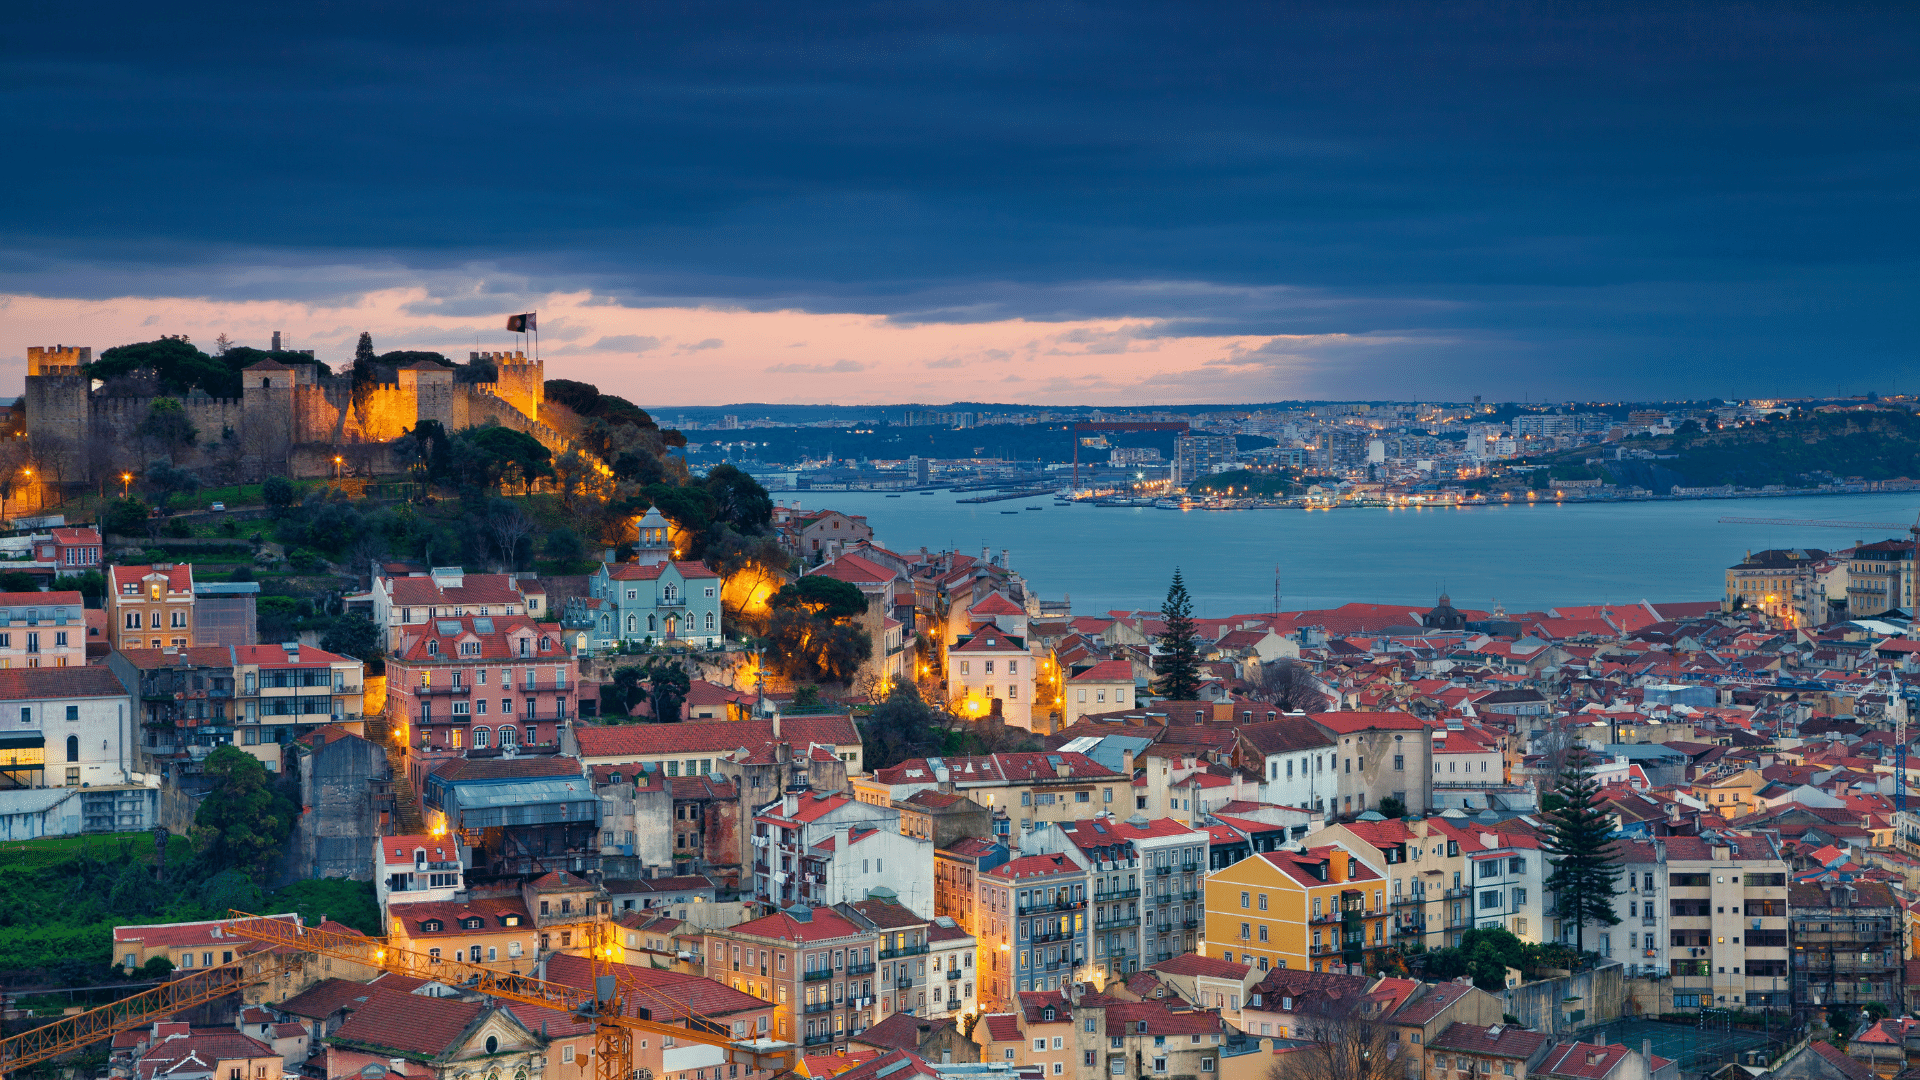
<box><xmin>474</xmin><ymin>350</ymin><xmax>543</xmax><ymax>423</ymax></box>
<box><xmin>397</xmin><ymin>362</ymin><xmax>456</xmax><ymax>431</ymax></box>
<box><xmin>22</xmin><ymin>345</ymin><xmax>94</xmax><ymax>482</ymax></box>
<box><xmin>241</xmin><ymin>359</ymin><xmax>297</xmax><ymax>474</ymax></box>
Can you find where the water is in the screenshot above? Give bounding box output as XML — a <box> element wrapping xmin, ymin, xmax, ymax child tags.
<box><xmin>801</xmin><ymin>490</ymin><xmax>1920</xmax><ymax>618</ymax></box>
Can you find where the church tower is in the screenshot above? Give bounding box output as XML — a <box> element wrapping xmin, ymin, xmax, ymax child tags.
<box><xmin>634</xmin><ymin>506</ymin><xmax>673</xmax><ymax>566</ymax></box>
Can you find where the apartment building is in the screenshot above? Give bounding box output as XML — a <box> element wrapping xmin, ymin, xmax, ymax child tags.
<box><xmin>231</xmin><ymin>643</ymin><xmax>364</xmax><ymax>769</ymax></box>
<box><xmin>948</xmin><ymin>621</ymin><xmax>1037</xmax><ymax>729</ymax></box>
<box><xmin>0</xmin><ymin>590</ymin><xmax>85</xmax><ymax>667</ymax></box>
<box><xmin>925</xmin><ymin>916</ymin><xmax>979</xmax><ymax>1021</ymax></box>
<box><xmin>109</xmin><ymin>564</ymin><xmax>195</xmax><ymax>651</ymax></box>
<box><xmin>1311</xmin><ymin>712</ymin><xmax>1432</xmax><ymax>817</ymax></box>
<box><xmin>702</xmin><ymin>904</ymin><xmax>881</xmax><ymax>1055</ymax></box>
<box><xmin>1791</xmin><ymin>878</ymin><xmax>1900</xmax><ymax>1015</ymax></box>
<box><xmin>845</xmin><ymin>893</ymin><xmax>941</xmax><ymax>1019</ymax></box>
<box><xmin>856</xmin><ymin>753</ymin><xmax>1126</xmax><ymax>844</ymax></box>
<box><xmin>1610</xmin><ymin>835</ymin><xmax>1789</xmax><ymax>1012</ymax></box>
<box><xmin>1232</xmin><ymin>717</ymin><xmax>1338</xmax><ymax>812</ymax></box>
<box><xmin>752</xmin><ymin>789</ymin><xmax>916</xmax><ymax>912</ymax></box>
<box><xmin>370</xmin><ymin>567</ymin><xmax>546</xmax><ymax>647</ymax></box>
<box><xmin>935</xmin><ymin>837</ymin><xmax>1010</xmax><ymax>935</ymax></box>
<box><xmin>374</xmin><ymin>833</ymin><xmax>466</xmax><ymax>921</ymax></box>
<box><xmin>978</xmin><ymin>852</ymin><xmax>1089</xmax><ymax>1008</ymax></box>
<box><xmin>973</xmin><ymin>988</ymin><xmax>1231</xmax><ymax>1080</ymax></box>
<box><xmin>1024</xmin><ymin>815</ymin><xmax>1204</xmax><ymax>982</ymax></box>
<box><xmin>1203</xmin><ymin>842</ymin><xmax>1388</xmax><ymax>975</ymax></box>
<box><xmin>387</xmin><ymin>614</ymin><xmax>579</xmax><ymax>755</ymax></box>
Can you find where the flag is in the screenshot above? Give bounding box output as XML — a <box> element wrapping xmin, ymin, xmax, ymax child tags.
<box><xmin>506</xmin><ymin>313</ymin><xmax>536</xmax><ymax>333</ymax></box>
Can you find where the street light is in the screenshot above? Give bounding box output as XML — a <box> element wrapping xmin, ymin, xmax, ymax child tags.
<box><xmin>120</xmin><ymin>473</ymin><xmax>132</xmax><ymax>499</ymax></box>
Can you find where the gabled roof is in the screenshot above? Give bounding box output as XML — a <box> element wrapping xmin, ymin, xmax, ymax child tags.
<box><xmin>970</xmin><ymin>592</ymin><xmax>1025</xmax><ymax>616</ymax></box>
<box><xmin>605</xmin><ymin>560</ymin><xmax>721</xmax><ymax>581</ymax></box>
<box><xmin>1152</xmin><ymin>953</ymin><xmax>1248</xmax><ymax>980</ymax></box>
<box><xmin>0</xmin><ymin>666</ymin><xmax>129</xmax><ymax>700</ymax></box>
<box><xmin>574</xmin><ymin>715</ymin><xmax>860</xmax><ymax>759</ymax></box>
<box><xmin>327</xmin><ymin>986</ymin><xmax>487</xmax><ymax>1059</ymax></box>
<box><xmin>1431</xmin><ymin>1023</ymin><xmax>1549</xmax><ymax>1059</ymax></box>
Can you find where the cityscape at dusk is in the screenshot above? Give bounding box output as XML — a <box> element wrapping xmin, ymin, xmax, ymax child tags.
<box><xmin>2</xmin><ymin>8</ymin><xmax>1919</xmax><ymax>1080</ymax></box>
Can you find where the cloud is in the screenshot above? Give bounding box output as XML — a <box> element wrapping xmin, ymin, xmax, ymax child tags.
<box><xmin>592</xmin><ymin>334</ymin><xmax>664</xmax><ymax>352</ymax></box>
<box><xmin>763</xmin><ymin>359</ymin><xmax>868</xmax><ymax>374</ymax></box>
<box><xmin>680</xmin><ymin>338</ymin><xmax>725</xmax><ymax>352</ymax></box>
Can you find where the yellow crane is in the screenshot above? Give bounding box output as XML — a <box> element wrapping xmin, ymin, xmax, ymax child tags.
<box><xmin>0</xmin><ymin>951</ymin><xmax>294</xmax><ymax>1078</ymax></box>
<box><xmin>218</xmin><ymin>913</ymin><xmax>790</xmax><ymax>1080</ymax></box>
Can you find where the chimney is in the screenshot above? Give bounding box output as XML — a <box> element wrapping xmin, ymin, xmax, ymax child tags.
<box><xmin>784</xmin><ymin>791</ymin><xmax>798</xmax><ymax>816</ymax></box>
<box><xmin>1330</xmin><ymin>854</ymin><xmax>1349</xmax><ymax>883</ymax></box>
<box><xmin>1642</xmin><ymin>1041</ymin><xmax>1651</xmax><ymax>1063</ymax></box>
<box><xmin>1001</xmin><ymin>548</ymin><xmax>1010</xmax><ymax>569</ymax></box>
<box><xmin>1122</xmin><ymin>749</ymin><xmax>1135</xmax><ymax>778</ymax></box>
<box><xmin>772</xmin><ymin>711</ymin><xmax>781</xmax><ymax>740</ymax></box>
<box><xmin>1149</xmin><ymin>756</ymin><xmax>1170</xmax><ymax>817</ymax></box>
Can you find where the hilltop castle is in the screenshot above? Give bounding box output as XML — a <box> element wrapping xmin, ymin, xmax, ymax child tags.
<box><xmin>21</xmin><ymin>346</ymin><xmax>560</xmax><ymax>481</ymax></box>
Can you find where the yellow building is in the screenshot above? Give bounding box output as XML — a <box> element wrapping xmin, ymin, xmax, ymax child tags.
<box><xmin>1691</xmin><ymin>767</ymin><xmax>1763</xmax><ymax>819</ymax></box>
<box><xmin>108</xmin><ymin>564</ymin><xmax>196</xmax><ymax>651</ymax></box>
<box><xmin>1724</xmin><ymin>549</ymin><xmax>1823</xmax><ymax>622</ymax></box>
<box><xmin>1202</xmin><ymin>842</ymin><xmax>1389</xmax><ymax>975</ymax></box>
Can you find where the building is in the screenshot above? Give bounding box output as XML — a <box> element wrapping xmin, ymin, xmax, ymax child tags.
<box><xmin>109</xmin><ymin>564</ymin><xmax>197</xmax><ymax>651</ymax></box>
<box><xmin>776</xmin><ymin>507</ymin><xmax>875</xmax><ymax>562</ymax></box>
<box><xmin>419</xmin><ymin>755</ymin><xmax>600</xmax><ymax>878</ymax></box>
<box><xmin>855</xmin><ymin>753</ymin><xmax>1126</xmax><ymax>845</ymax></box>
<box><xmin>702</xmin><ymin>903</ymin><xmax>881</xmax><ymax>1055</ymax></box>
<box><xmin>1202</xmin><ymin>842</ymin><xmax>1389</xmax><ymax>975</ymax></box>
<box><xmin>1428</xmin><ymin>1023</ymin><xmax>1552</xmax><ymax>1080</ymax></box>
<box><xmin>384</xmin><ymin>894</ymin><xmax>542</xmax><ymax>971</ymax></box>
<box><xmin>899</xmin><ymin>790</ymin><xmax>992</xmax><ymax>849</ymax></box>
<box><xmin>0</xmin><ymin>590</ymin><xmax>86</xmax><ymax>668</ymax></box>
<box><xmin>32</xmin><ymin>526</ymin><xmax>103</xmax><ymax>571</ymax></box>
<box><xmin>194</xmin><ymin>581</ymin><xmax>260</xmax><ymax>647</ymax></box>
<box><xmin>1725</xmin><ymin>549</ymin><xmax>1826</xmax><ymax>623</ymax></box>
<box><xmin>1173</xmin><ymin>434</ymin><xmax>1238</xmax><ymax>485</ymax></box>
<box><xmin>542</xmin><ymin>952</ymin><xmax>779</xmax><ymax>1080</ymax></box>
<box><xmin>579</xmin><ymin>559</ymin><xmax>725</xmax><ymax>650</ymax></box>
<box><xmin>752</xmin><ymin>789</ymin><xmax>936</xmax><ymax>916</ymax></box>
<box><xmin>1061</xmin><ymin>661</ymin><xmax>1137</xmax><ymax>728</ymax></box>
<box><xmin>321</xmin><ymin>984</ymin><xmax>557</xmax><ymax>1080</ymax></box>
<box><xmin>370</xmin><ymin>567</ymin><xmax>548</xmax><ymax>648</ymax></box>
<box><xmin>387</xmin><ymin>614</ymin><xmax>579</xmax><ymax>757</ymax></box>
<box><xmin>231</xmin><ymin>643</ymin><xmax>366</xmax><ymax>769</ymax></box>
<box><xmin>121</xmin><ymin>1023</ymin><xmax>283</xmax><ymax>1080</ymax></box>
<box><xmin>972</xmin><ymin>989</ymin><xmax>1232</xmax><ymax>1080</ymax></box>
<box><xmin>1025</xmin><ymin>815</ymin><xmax>1207</xmax><ymax>978</ymax></box>
<box><xmin>1791</xmin><ymin>878</ymin><xmax>1900</xmax><ymax>1015</ymax></box>
<box><xmin>573</xmin><ymin>714</ymin><xmax>864</xmax><ymax>779</ymax></box>
<box><xmin>977</xmin><ymin>851</ymin><xmax>1088</xmax><ymax>1007</ymax></box>
<box><xmin>1233</xmin><ymin>718</ymin><xmax>1339</xmax><ymax>813</ymax></box>
<box><xmin>923</xmin><ymin>915</ymin><xmax>979</xmax><ymax>1022</ymax></box>
<box><xmin>948</xmin><ymin>622</ymin><xmax>1036</xmax><ymax>729</ymax></box>
<box><xmin>1310</xmin><ymin>712</ymin><xmax>1432</xmax><ymax>818</ymax></box>
<box><xmin>375</xmin><ymin>833</ymin><xmax>468</xmax><ymax>921</ymax></box>
<box><xmin>107</xmin><ymin>646</ymin><xmax>237</xmax><ymax>764</ymax></box>
<box><xmin>934</xmin><ymin>837</ymin><xmax>1009</xmax><ymax>936</ymax></box>
<box><xmin>0</xmin><ymin>666</ymin><xmax>133</xmax><ymax>789</ymax></box>
<box><xmin>284</xmin><ymin>727</ymin><xmax>393</xmax><ymax>879</ymax></box>
<box><xmin>1848</xmin><ymin>540</ymin><xmax>1917</xmax><ymax>619</ymax></box>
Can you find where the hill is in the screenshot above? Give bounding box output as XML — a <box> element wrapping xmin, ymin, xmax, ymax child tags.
<box><xmin>1532</xmin><ymin>410</ymin><xmax>1920</xmax><ymax>490</ymax></box>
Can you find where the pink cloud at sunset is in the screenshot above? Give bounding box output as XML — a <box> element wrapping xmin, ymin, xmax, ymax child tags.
<box><xmin>0</xmin><ymin>289</ymin><xmax>1418</xmax><ymax>406</ymax></box>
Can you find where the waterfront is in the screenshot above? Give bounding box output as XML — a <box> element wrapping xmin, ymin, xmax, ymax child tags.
<box><xmin>809</xmin><ymin>491</ymin><xmax>1920</xmax><ymax>618</ymax></box>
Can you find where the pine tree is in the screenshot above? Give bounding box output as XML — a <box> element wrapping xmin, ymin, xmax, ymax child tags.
<box><xmin>1541</xmin><ymin>744</ymin><xmax>1622</xmax><ymax>955</ymax></box>
<box><xmin>1155</xmin><ymin>568</ymin><xmax>1201</xmax><ymax>700</ymax></box>
<box><xmin>353</xmin><ymin>331</ymin><xmax>376</xmax><ymax>387</ymax></box>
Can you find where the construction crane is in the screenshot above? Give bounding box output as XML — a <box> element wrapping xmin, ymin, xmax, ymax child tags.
<box><xmin>0</xmin><ymin>951</ymin><xmax>293</xmax><ymax>1078</ymax></box>
<box><xmin>220</xmin><ymin>913</ymin><xmax>790</xmax><ymax>1080</ymax></box>
<box><xmin>1896</xmin><ymin>673</ymin><xmax>1909</xmax><ymax>812</ymax></box>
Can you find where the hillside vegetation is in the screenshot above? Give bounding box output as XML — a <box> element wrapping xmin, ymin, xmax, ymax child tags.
<box><xmin>1537</xmin><ymin>410</ymin><xmax>1920</xmax><ymax>489</ymax></box>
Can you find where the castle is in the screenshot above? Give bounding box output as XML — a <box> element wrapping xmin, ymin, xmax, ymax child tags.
<box><xmin>21</xmin><ymin>346</ymin><xmax>561</xmax><ymax>482</ymax></box>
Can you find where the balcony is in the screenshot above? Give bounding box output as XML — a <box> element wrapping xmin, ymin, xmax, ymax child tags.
<box><xmin>1154</xmin><ymin>866</ymin><xmax>1173</xmax><ymax>876</ymax></box>
<box><xmin>804</xmin><ymin>1002</ymin><xmax>833</xmax><ymax>1014</ymax></box>
<box><xmin>879</xmin><ymin>944</ymin><xmax>929</xmax><ymax>960</ymax></box>
<box><xmin>657</xmin><ymin>595</ymin><xmax>687</xmax><ymax>607</ymax></box>
<box><xmin>1394</xmin><ymin>923</ymin><xmax>1424</xmax><ymax>936</ymax></box>
<box><xmin>1309</xmin><ymin>944</ymin><xmax>1335</xmax><ymax>955</ymax></box>
<box><xmin>804</xmin><ymin>1035</ymin><xmax>834</xmax><ymax>1047</ymax></box>
<box><xmin>1182</xmin><ymin>919</ymin><xmax>1198</xmax><ymax>930</ymax></box>
<box><xmin>946</xmin><ymin>969</ymin><xmax>962</xmax><ymax>981</ymax></box>
<box><xmin>1095</xmin><ymin>917</ymin><xmax>1134</xmax><ymax>931</ymax></box>
<box><xmin>804</xmin><ymin>969</ymin><xmax>833</xmax><ymax>982</ymax></box>
<box><xmin>1443</xmin><ymin>888</ymin><xmax>1471</xmax><ymax>900</ymax></box>
<box><xmin>846</xmin><ymin>963</ymin><xmax>875</xmax><ymax>976</ymax></box>
<box><xmin>1029</xmin><ymin>930</ymin><xmax>1072</xmax><ymax>944</ymax></box>
<box><xmin>413</xmin><ymin>684</ymin><xmax>473</xmax><ymax>696</ymax></box>
<box><xmin>1096</xmin><ymin>889</ymin><xmax>1141</xmax><ymax>901</ymax></box>
<box><xmin>1392</xmin><ymin>895</ymin><xmax>1424</xmax><ymax>906</ymax></box>
<box><xmin>896</xmin><ymin>977</ymin><xmax>914</xmax><ymax>989</ymax></box>
<box><xmin>1180</xmin><ymin>891</ymin><xmax>1199</xmax><ymax>903</ymax></box>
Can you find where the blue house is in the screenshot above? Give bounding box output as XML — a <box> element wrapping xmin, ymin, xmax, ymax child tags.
<box><xmin>574</xmin><ymin>559</ymin><xmax>724</xmax><ymax>649</ymax></box>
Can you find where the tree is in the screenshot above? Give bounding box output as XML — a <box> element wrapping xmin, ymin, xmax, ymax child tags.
<box><xmin>353</xmin><ymin>332</ymin><xmax>377</xmax><ymax>387</ymax></box>
<box><xmin>52</xmin><ymin>570</ymin><xmax>107</xmax><ymax>607</ymax></box>
<box><xmin>770</xmin><ymin>575</ymin><xmax>868</xmax><ymax>622</ymax></box>
<box><xmin>1377</xmin><ymin>795</ymin><xmax>1407</xmax><ymax>819</ymax></box>
<box><xmin>193</xmin><ymin>746</ymin><xmax>297</xmax><ymax>878</ymax></box>
<box><xmin>0</xmin><ymin>570</ymin><xmax>39</xmax><ymax>592</ymax></box>
<box><xmin>766</xmin><ymin>576</ymin><xmax>873</xmax><ymax>684</ymax></box>
<box><xmin>485</xmin><ymin>499</ymin><xmax>535</xmax><ymax>569</ymax></box>
<box><xmin>1155</xmin><ymin>568</ymin><xmax>1201</xmax><ymax>700</ymax></box>
<box><xmin>703</xmin><ymin>464</ymin><xmax>774</xmax><ymax>535</ymax></box>
<box><xmin>545</xmin><ymin>525</ymin><xmax>586</xmax><ymax>563</ymax></box>
<box><xmin>601</xmin><ymin>666</ymin><xmax>649</xmax><ymax>719</ymax></box>
<box><xmin>320</xmin><ymin>614</ymin><xmax>382</xmax><ymax>665</ymax></box>
<box><xmin>1420</xmin><ymin>927</ymin><xmax>1526</xmax><ymax>992</ymax></box>
<box><xmin>861</xmin><ymin>681</ymin><xmax>935</xmax><ymax>770</ymax></box>
<box><xmin>140</xmin><ymin>398</ymin><xmax>198</xmax><ymax>463</ymax></box>
<box><xmin>103</xmin><ymin>496</ymin><xmax>150</xmax><ymax>537</ymax></box>
<box><xmin>142</xmin><ymin>459</ymin><xmax>200</xmax><ymax>504</ymax></box>
<box><xmin>643</xmin><ymin>656</ymin><xmax>691</xmax><ymax>722</ymax></box>
<box><xmin>262</xmin><ymin>475</ymin><xmax>296</xmax><ymax>517</ymax></box>
<box><xmin>1541</xmin><ymin>745</ymin><xmax>1623</xmax><ymax>954</ymax></box>
<box><xmin>1249</xmin><ymin>659</ymin><xmax>1326</xmax><ymax>712</ymax></box>
<box><xmin>1265</xmin><ymin>995</ymin><xmax>1398</xmax><ymax>1080</ymax></box>
<box><xmin>88</xmin><ymin>337</ymin><xmax>242</xmax><ymax>399</ymax></box>
<box><xmin>453</xmin><ymin>426</ymin><xmax>554</xmax><ymax>494</ymax></box>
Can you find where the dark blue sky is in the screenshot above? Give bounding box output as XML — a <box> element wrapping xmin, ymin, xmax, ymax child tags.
<box><xmin>3</xmin><ymin>1</ymin><xmax>1916</xmax><ymax>401</ymax></box>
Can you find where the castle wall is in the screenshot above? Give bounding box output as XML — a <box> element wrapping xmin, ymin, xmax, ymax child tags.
<box><xmin>462</xmin><ymin>387</ymin><xmax>569</xmax><ymax>457</ymax></box>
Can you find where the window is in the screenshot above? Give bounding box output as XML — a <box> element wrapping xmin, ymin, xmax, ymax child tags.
<box><xmin>1240</xmin><ymin>892</ymin><xmax>1250</xmax><ymax>909</ymax></box>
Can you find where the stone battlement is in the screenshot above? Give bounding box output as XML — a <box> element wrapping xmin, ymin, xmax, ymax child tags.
<box><xmin>27</xmin><ymin>345</ymin><xmax>91</xmax><ymax>376</ymax></box>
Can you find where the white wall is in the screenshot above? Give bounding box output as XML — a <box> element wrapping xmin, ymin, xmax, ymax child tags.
<box><xmin>820</xmin><ymin>829</ymin><xmax>937</xmax><ymax>917</ymax></box>
<box><xmin>21</xmin><ymin>692</ymin><xmax>132</xmax><ymax>788</ymax></box>
<box><xmin>1256</xmin><ymin>747</ymin><xmax>1337</xmax><ymax>814</ymax></box>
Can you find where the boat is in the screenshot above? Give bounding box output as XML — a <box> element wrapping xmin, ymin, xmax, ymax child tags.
<box><xmin>885</xmin><ymin>494</ymin><xmax>902</xmax><ymax>498</ymax></box>
<box><xmin>999</xmin><ymin>510</ymin><xmax>1020</xmax><ymax>515</ymax></box>
<box><xmin>1025</xmin><ymin>505</ymin><xmax>1043</xmax><ymax>510</ymax></box>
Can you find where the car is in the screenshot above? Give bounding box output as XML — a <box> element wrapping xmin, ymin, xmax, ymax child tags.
<box><xmin>210</xmin><ymin>502</ymin><xmax>226</xmax><ymax>512</ymax></box>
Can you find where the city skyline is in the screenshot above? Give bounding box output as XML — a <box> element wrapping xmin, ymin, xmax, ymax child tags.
<box><xmin>4</xmin><ymin>3</ymin><xmax>1916</xmax><ymax>405</ymax></box>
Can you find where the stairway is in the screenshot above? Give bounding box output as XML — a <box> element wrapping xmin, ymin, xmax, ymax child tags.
<box><xmin>365</xmin><ymin>715</ymin><xmax>427</xmax><ymax>835</ymax></box>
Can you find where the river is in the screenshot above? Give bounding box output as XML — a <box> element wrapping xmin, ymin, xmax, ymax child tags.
<box><xmin>793</xmin><ymin>491</ymin><xmax>1920</xmax><ymax>619</ymax></box>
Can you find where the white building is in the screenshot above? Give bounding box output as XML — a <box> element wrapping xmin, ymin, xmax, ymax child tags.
<box><xmin>0</xmin><ymin>666</ymin><xmax>133</xmax><ymax>789</ymax></box>
<box><xmin>1234</xmin><ymin>718</ymin><xmax>1338</xmax><ymax>812</ymax></box>
<box><xmin>948</xmin><ymin>620</ymin><xmax>1035</xmax><ymax>729</ymax></box>
<box><xmin>811</xmin><ymin>826</ymin><xmax>938</xmax><ymax>918</ymax></box>
<box><xmin>1465</xmin><ymin>833</ymin><xmax>1547</xmax><ymax>943</ymax></box>
<box><xmin>925</xmin><ymin>915</ymin><xmax>978</xmax><ymax>1020</ymax></box>
<box><xmin>375</xmin><ymin>833</ymin><xmax>468</xmax><ymax>922</ymax></box>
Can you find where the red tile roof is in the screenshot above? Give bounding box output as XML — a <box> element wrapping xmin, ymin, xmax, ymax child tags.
<box><xmin>971</xmin><ymin>593</ymin><xmax>1025</xmax><ymax>616</ymax></box>
<box><xmin>728</xmin><ymin>906</ymin><xmax>873</xmax><ymax>943</ymax></box>
<box><xmin>985</xmin><ymin>853</ymin><xmax>1084</xmax><ymax>881</ymax></box>
<box><xmin>1312</xmin><ymin>711</ymin><xmax>1427</xmax><ymax>734</ymax></box>
<box><xmin>113</xmin><ymin>914</ymin><xmax>298</xmax><ymax>950</ymax></box>
<box><xmin>0</xmin><ymin>666</ymin><xmax>130</xmax><ymax>700</ymax></box>
<box><xmin>111</xmin><ymin>565</ymin><xmax>193</xmax><ymax>593</ymax></box>
<box><xmin>328</xmin><ymin>986</ymin><xmax>486</xmax><ymax>1058</ymax></box>
<box><xmin>574</xmin><ymin>715</ymin><xmax>860</xmax><ymax>759</ymax></box>
<box><xmin>387</xmin><ymin>896</ymin><xmax>533</xmax><ymax>937</ymax></box>
<box><xmin>1431</xmin><ymin>1023</ymin><xmax>1549</xmax><ymax>1060</ymax></box>
<box><xmin>1071</xmin><ymin>660</ymin><xmax>1135</xmax><ymax>682</ymax></box>
<box><xmin>1152</xmin><ymin>953</ymin><xmax>1248</xmax><ymax>980</ymax></box>
<box><xmin>545</xmin><ymin>952</ymin><xmax>768</xmax><ymax>1020</ymax></box>
<box><xmin>378</xmin><ymin>835</ymin><xmax>462</xmax><ymax>865</ymax></box>
<box><xmin>392</xmin><ymin>614</ymin><xmax>568</xmax><ymax>663</ymax></box>
<box><xmin>606</xmin><ymin>560</ymin><xmax>721</xmax><ymax>581</ymax></box>
<box><xmin>232</xmin><ymin>644</ymin><xmax>354</xmax><ymax>668</ymax></box>
<box><xmin>0</xmin><ymin>590</ymin><xmax>83</xmax><ymax>607</ymax></box>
